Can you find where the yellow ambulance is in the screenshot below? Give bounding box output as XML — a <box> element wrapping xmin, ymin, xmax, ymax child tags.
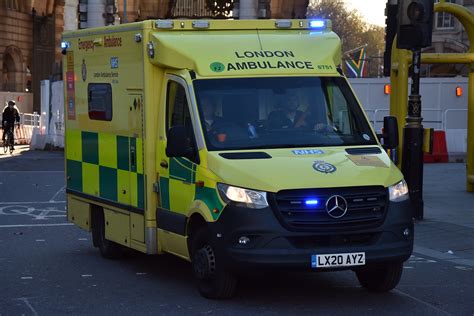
<box><xmin>62</xmin><ymin>19</ymin><xmax>413</xmax><ymax>299</ymax></box>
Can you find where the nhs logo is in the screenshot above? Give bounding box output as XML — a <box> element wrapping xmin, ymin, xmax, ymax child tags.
<box><xmin>292</xmin><ymin>149</ymin><xmax>325</xmax><ymax>156</ymax></box>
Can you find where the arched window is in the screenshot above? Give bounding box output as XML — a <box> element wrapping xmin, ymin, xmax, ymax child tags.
<box><xmin>2</xmin><ymin>53</ymin><xmax>17</xmax><ymax>92</ymax></box>
<box><xmin>2</xmin><ymin>45</ymin><xmax>23</xmax><ymax>92</ymax></box>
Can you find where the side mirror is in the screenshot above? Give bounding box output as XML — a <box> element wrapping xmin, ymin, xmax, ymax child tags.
<box><xmin>166</xmin><ymin>126</ymin><xmax>195</xmax><ymax>159</ymax></box>
<box><xmin>383</xmin><ymin>116</ymin><xmax>399</xmax><ymax>150</ymax></box>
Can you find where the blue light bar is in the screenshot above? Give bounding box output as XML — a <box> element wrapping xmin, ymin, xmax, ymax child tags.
<box><xmin>305</xmin><ymin>199</ymin><xmax>319</xmax><ymax>206</ymax></box>
<box><xmin>309</xmin><ymin>20</ymin><xmax>326</xmax><ymax>29</ymax></box>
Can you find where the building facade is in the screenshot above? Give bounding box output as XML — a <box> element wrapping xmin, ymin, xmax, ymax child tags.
<box><xmin>0</xmin><ymin>0</ymin><xmax>65</xmax><ymax>112</ymax></box>
<box><xmin>423</xmin><ymin>0</ymin><xmax>474</xmax><ymax>76</ymax></box>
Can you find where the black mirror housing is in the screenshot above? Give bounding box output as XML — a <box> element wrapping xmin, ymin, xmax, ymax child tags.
<box><xmin>166</xmin><ymin>126</ymin><xmax>194</xmax><ymax>159</ymax></box>
<box><xmin>383</xmin><ymin>116</ymin><xmax>399</xmax><ymax>150</ymax></box>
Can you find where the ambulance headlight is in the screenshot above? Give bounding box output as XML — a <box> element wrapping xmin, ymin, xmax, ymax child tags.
<box><xmin>217</xmin><ymin>183</ymin><xmax>268</xmax><ymax>209</ymax></box>
<box><xmin>389</xmin><ymin>180</ymin><xmax>409</xmax><ymax>202</ymax></box>
<box><xmin>309</xmin><ymin>20</ymin><xmax>326</xmax><ymax>29</ymax></box>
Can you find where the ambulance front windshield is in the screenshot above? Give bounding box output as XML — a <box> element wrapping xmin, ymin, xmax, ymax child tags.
<box><xmin>193</xmin><ymin>77</ymin><xmax>377</xmax><ymax>151</ymax></box>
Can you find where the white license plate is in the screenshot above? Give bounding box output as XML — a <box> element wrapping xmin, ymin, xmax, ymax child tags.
<box><xmin>311</xmin><ymin>252</ymin><xmax>365</xmax><ymax>268</ymax></box>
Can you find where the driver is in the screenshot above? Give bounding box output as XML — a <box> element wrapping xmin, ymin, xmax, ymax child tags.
<box><xmin>267</xmin><ymin>92</ymin><xmax>305</xmax><ymax>129</ymax></box>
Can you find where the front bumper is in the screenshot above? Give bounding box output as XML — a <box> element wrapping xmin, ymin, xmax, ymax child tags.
<box><xmin>208</xmin><ymin>199</ymin><xmax>414</xmax><ymax>271</ymax></box>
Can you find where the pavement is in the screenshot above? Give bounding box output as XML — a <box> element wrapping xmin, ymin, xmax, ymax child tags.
<box><xmin>414</xmin><ymin>163</ymin><xmax>474</xmax><ymax>269</ymax></box>
<box><xmin>2</xmin><ymin>146</ymin><xmax>473</xmax><ymax>268</ymax></box>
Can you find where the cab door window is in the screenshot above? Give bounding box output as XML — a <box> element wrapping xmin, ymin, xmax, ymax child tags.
<box><xmin>166</xmin><ymin>80</ymin><xmax>197</xmax><ymax>159</ymax></box>
<box><xmin>167</xmin><ymin>81</ymin><xmax>194</xmax><ymax>131</ymax></box>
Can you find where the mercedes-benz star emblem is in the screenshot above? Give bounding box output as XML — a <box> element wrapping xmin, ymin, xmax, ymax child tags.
<box><xmin>325</xmin><ymin>195</ymin><xmax>348</xmax><ymax>219</ymax></box>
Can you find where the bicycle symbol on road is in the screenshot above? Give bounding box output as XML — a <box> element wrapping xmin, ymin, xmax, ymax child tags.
<box><xmin>0</xmin><ymin>205</ymin><xmax>66</xmax><ymax>220</ymax></box>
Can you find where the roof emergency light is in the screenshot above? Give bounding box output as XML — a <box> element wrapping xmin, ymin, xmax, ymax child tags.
<box><xmin>309</xmin><ymin>20</ymin><xmax>326</xmax><ymax>29</ymax></box>
<box><xmin>275</xmin><ymin>20</ymin><xmax>292</xmax><ymax>29</ymax></box>
<box><xmin>192</xmin><ymin>21</ymin><xmax>210</xmax><ymax>29</ymax></box>
<box><xmin>156</xmin><ymin>20</ymin><xmax>174</xmax><ymax>29</ymax></box>
<box><xmin>61</xmin><ymin>41</ymin><xmax>71</xmax><ymax>50</ymax></box>
<box><xmin>60</xmin><ymin>41</ymin><xmax>71</xmax><ymax>55</ymax></box>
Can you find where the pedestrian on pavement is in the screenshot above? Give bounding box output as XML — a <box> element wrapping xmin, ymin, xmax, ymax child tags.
<box><xmin>2</xmin><ymin>100</ymin><xmax>20</xmax><ymax>149</ymax></box>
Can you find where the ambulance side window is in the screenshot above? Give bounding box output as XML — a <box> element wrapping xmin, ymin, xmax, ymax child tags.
<box><xmin>166</xmin><ymin>80</ymin><xmax>196</xmax><ymax>148</ymax></box>
<box><xmin>88</xmin><ymin>83</ymin><xmax>113</xmax><ymax>121</ymax></box>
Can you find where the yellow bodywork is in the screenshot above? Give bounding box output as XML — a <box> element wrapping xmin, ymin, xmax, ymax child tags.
<box><xmin>63</xmin><ymin>19</ymin><xmax>405</xmax><ymax>260</ymax></box>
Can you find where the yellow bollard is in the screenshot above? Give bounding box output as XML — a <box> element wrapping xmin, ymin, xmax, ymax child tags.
<box><xmin>390</xmin><ymin>1</ymin><xmax>474</xmax><ymax>191</ymax></box>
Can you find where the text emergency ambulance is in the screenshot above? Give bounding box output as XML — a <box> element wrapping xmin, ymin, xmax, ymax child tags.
<box><xmin>62</xmin><ymin>19</ymin><xmax>414</xmax><ymax>299</ymax></box>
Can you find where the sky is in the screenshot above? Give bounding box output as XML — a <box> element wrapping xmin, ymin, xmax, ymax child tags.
<box><xmin>345</xmin><ymin>0</ymin><xmax>386</xmax><ymax>26</ymax></box>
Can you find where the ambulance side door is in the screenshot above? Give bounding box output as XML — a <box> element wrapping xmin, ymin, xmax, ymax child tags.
<box><xmin>157</xmin><ymin>76</ymin><xmax>198</xmax><ymax>234</ymax></box>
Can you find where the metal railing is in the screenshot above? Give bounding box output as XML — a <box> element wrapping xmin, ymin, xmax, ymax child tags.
<box><xmin>1</xmin><ymin>112</ymin><xmax>41</xmax><ymax>127</ymax></box>
<box><xmin>367</xmin><ymin>108</ymin><xmax>446</xmax><ymax>131</ymax></box>
<box><xmin>20</xmin><ymin>112</ymin><xmax>41</xmax><ymax>127</ymax></box>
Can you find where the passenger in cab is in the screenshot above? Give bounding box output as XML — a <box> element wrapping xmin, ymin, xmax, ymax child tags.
<box><xmin>201</xmin><ymin>95</ymin><xmax>224</xmax><ymax>132</ymax></box>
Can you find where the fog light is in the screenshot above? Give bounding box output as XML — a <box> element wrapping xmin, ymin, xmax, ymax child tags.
<box><xmin>238</xmin><ymin>236</ymin><xmax>250</xmax><ymax>245</ymax></box>
<box><xmin>403</xmin><ymin>228</ymin><xmax>411</xmax><ymax>237</ymax></box>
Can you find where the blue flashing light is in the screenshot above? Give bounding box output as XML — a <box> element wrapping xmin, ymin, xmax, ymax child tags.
<box><xmin>309</xmin><ymin>20</ymin><xmax>326</xmax><ymax>29</ymax></box>
<box><xmin>61</xmin><ymin>41</ymin><xmax>70</xmax><ymax>50</ymax></box>
<box><xmin>305</xmin><ymin>199</ymin><xmax>319</xmax><ymax>206</ymax></box>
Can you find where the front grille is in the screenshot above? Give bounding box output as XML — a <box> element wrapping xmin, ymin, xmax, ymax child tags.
<box><xmin>272</xmin><ymin>186</ymin><xmax>388</xmax><ymax>231</ymax></box>
<box><xmin>287</xmin><ymin>233</ymin><xmax>380</xmax><ymax>249</ymax></box>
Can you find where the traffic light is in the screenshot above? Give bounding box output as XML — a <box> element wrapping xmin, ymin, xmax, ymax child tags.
<box><xmin>105</xmin><ymin>0</ymin><xmax>116</xmax><ymax>26</ymax></box>
<box><xmin>78</xmin><ymin>0</ymin><xmax>88</xmax><ymax>29</ymax></box>
<box><xmin>397</xmin><ymin>0</ymin><xmax>434</xmax><ymax>49</ymax></box>
<box><xmin>384</xmin><ymin>1</ymin><xmax>399</xmax><ymax>76</ymax></box>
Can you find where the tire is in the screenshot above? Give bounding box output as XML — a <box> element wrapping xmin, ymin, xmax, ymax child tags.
<box><xmin>356</xmin><ymin>261</ymin><xmax>403</xmax><ymax>292</ymax></box>
<box><xmin>190</xmin><ymin>226</ymin><xmax>237</xmax><ymax>299</ymax></box>
<box><xmin>92</xmin><ymin>208</ymin><xmax>123</xmax><ymax>259</ymax></box>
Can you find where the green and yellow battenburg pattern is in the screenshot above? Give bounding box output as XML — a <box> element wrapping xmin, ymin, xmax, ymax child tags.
<box><xmin>66</xmin><ymin>129</ymin><xmax>145</xmax><ymax>210</ymax></box>
<box><xmin>159</xmin><ymin>156</ymin><xmax>224</xmax><ymax>221</ymax></box>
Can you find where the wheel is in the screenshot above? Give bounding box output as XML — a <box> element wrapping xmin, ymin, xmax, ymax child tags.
<box><xmin>356</xmin><ymin>261</ymin><xmax>403</xmax><ymax>292</ymax></box>
<box><xmin>92</xmin><ymin>208</ymin><xmax>123</xmax><ymax>259</ymax></box>
<box><xmin>190</xmin><ymin>226</ymin><xmax>237</xmax><ymax>299</ymax></box>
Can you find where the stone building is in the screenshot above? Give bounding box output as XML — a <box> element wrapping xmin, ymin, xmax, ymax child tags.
<box><xmin>423</xmin><ymin>0</ymin><xmax>474</xmax><ymax>76</ymax></box>
<box><xmin>0</xmin><ymin>0</ymin><xmax>65</xmax><ymax>112</ymax></box>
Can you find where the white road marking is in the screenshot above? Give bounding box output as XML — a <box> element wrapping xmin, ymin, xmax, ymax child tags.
<box><xmin>136</xmin><ymin>272</ymin><xmax>147</xmax><ymax>275</ymax></box>
<box><xmin>21</xmin><ymin>277</ymin><xmax>33</xmax><ymax>280</ymax></box>
<box><xmin>409</xmin><ymin>255</ymin><xmax>437</xmax><ymax>264</ymax></box>
<box><xmin>49</xmin><ymin>185</ymin><xmax>66</xmax><ymax>202</ymax></box>
<box><xmin>0</xmin><ymin>205</ymin><xmax>66</xmax><ymax>220</ymax></box>
<box><xmin>35</xmin><ymin>239</ymin><xmax>45</xmax><ymax>242</ymax></box>
<box><xmin>403</xmin><ymin>266</ymin><xmax>414</xmax><ymax>269</ymax></box>
<box><xmin>16</xmin><ymin>297</ymin><xmax>39</xmax><ymax>316</ymax></box>
<box><xmin>0</xmin><ymin>223</ymin><xmax>73</xmax><ymax>228</ymax></box>
<box><xmin>394</xmin><ymin>289</ymin><xmax>451</xmax><ymax>316</ymax></box>
<box><xmin>455</xmin><ymin>266</ymin><xmax>473</xmax><ymax>271</ymax></box>
<box><xmin>81</xmin><ymin>274</ymin><xmax>93</xmax><ymax>278</ymax></box>
<box><xmin>78</xmin><ymin>238</ymin><xmax>88</xmax><ymax>241</ymax></box>
<box><xmin>0</xmin><ymin>201</ymin><xmax>66</xmax><ymax>205</ymax></box>
<box><xmin>0</xmin><ymin>171</ymin><xmax>64</xmax><ymax>173</ymax></box>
